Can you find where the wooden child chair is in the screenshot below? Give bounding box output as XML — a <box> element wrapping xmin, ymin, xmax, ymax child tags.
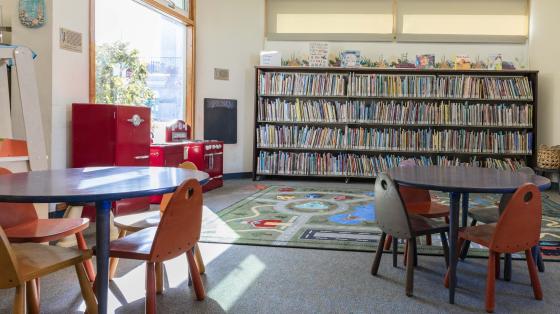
<box><xmin>444</xmin><ymin>183</ymin><xmax>543</xmax><ymax>313</ymax></box>
<box><xmin>0</xmin><ymin>225</ymin><xmax>97</xmax><ymax>314</ymax></box>
<box><xmin>99</xmin><ymin>179</ymin><xmax>205</xmax><ymax>313</ymax></box>
<box><xmin>384</xmin><ymin>159</ymin><xmax>450</xmax><ymax>266</ymax></box>
<box><xmin>460</xmin><ymin>166</ymin><xmax>545</xmax><ymax>279</ymax></box>
<box><xmin>110</xmin><ymin>161</ymin><xmax>206</xmax><ymax>282</ymax></box>
<box><xmin>371</xmin><ymin>173</ymin><xmax>449</xmax><ymax>296</ymax></box>
<box><xmin>0</xmin><ymin>168</ymin><xmax>95</xmax><ymax>287</ymax></box>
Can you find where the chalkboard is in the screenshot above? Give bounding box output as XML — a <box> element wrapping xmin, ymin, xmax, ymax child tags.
<box><xmin>204</xmin><ymin>98</ymin><xmax>237</xmax><ymax>144</ymax></box>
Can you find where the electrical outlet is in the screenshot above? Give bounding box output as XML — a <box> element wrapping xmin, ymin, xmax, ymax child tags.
<box><xmin>214</xmin><ymin>68</ymin><xmax>229</xmax><ymax>81</ymax></box>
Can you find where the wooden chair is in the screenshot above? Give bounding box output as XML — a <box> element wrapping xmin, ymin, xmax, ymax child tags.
<box><xmin>444</xmin><ymin>183</ymin><xmax>543</xmax><ymax>313</ymax></box>
<box><xmin>0</xmin><ymin>168</ymin><xmax>95</xmax><ymax>291</ymax></box>
<box><xmin>0</xmin><ymin>225</ymin><xmax>97</xmax><ymax>314</ymax></box>
<box><xmin>384</xmin><ymin>159</ymin><xmax>450</xmax><ymax>265</ymax></box>
<box><xmin>99</xmin><ymin>179</ymin><xmax>205</xmax><ymax>313</ymax></box>
<box><xmin>371</xmin><ymin>173</ymin><xmax>449</xmax><ymax>297</ymax></box>
<box><xmin>460</xmin><ymin>167</ymin><xmax>545</xmax><ymax>275</ymax></box>
<box><xmin>110</xmin><ymin>161</ymin><xmax>206</xmax><ymax>281</ymax></box>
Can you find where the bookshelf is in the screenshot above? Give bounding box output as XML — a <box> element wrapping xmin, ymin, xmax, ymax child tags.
<box><xmin>253</xmin><ymin>66</ymin><xmax>538</xmax><ymax>180</ymax></box>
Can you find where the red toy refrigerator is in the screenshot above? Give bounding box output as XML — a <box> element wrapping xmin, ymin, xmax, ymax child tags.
<box><xmin>183</xmin><ymin>140</ymin><xmax>224</xmax><ymax>192</ymax></box>
<box><xmin>72</xmin><ymin>103</ymin><xmax>151</xmax><ymax>218</ymax></box>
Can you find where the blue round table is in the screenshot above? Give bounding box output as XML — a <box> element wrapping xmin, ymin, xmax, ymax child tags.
<box><xmin>0</xmin><ymin>167</ymin><xmax>209</xmax><ymax>314</ymax></box>
<box><xmin>386</xmin><ymin>166</ymin><xmax>551</xmax><ymax>305</ymax></box>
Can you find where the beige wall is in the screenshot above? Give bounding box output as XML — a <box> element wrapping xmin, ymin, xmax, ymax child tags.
<box><xmin>529</xmin><ymin>0</ymin><xmax>560</xmax><ymax>146</ymax></box>
<box><xmin>195</xmin><ymin>0</ymin><xmax>265</xmax><ymax>174</ymax></box>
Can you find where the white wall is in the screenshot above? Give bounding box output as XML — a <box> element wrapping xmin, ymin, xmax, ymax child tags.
<box><xmin>50</xmin><ymin>0</ymin><xmax>89</xmax><ymax>169</ymax></box>
<box><xmin>528</xmin><ymin>0</ymin><xmax>560</xmax><ymax>146</ymax></box>
<box><xmin>195</xmin><ymin>0</ymin><xmax>265</xmax><ymax>174</ymax></box>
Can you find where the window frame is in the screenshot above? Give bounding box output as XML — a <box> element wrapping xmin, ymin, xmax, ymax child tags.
<box><xmin>89</xmin><ymin>0</ymin><xmax>196</xmax><ymax>135</ymax></box>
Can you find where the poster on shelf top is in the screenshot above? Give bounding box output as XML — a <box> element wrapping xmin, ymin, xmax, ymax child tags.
<box><xmin>416</xmin><ymin>54</ymin><xmax>435</xmax><ymax>69</ymax></box>
<box><xmin>260</xmin><ymin>51</ymin><xmax>281</xmax><ymax>66</ymax></box>
<box><xmin>308</xmin><ymin>42</ymin><xmax>329</xmax><ymax>67</ymax></box>
<box><xmin>341</xmin><ymin>50</ymin><xmax>361</xmax><ymax>68</ymax></box>
<box><xmin>454</xmin><ymin>55</ymin><xmax>472</xmax><ymax>70</ymax></box>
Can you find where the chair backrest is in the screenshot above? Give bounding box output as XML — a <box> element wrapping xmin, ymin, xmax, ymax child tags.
<box><xmin>498</xmin><ymin>166</ymin><xmax>536</xmax><ymax>213</ymax></box>
<box><xmin>159</xmin><ymin>161</ymin><xmax>199</xmax><ymax>213</ymax></box>
<box><xmin>0</xmin><ymin>167</ymin><xmax>38</xmax><ymax>228</ymax></box>
<box><xmin>396</xmin><ymin>159</ymin><xmax>431</xmax><ymax>209</ymax></box>
<box><xmin>491</xmin><ymin>183</ymin><xmax>542</xmax><ymax>253</ymax></box>
<box><xmin>375</xmin><ymin>173</ymin><xmax>413</xmax><ymax>239</ymax></box>
<box><xmin>0</xmin><ymin>226</ymin><xmax>22</xmax><ymax>289</ymax></box>
<box><xmin>150</xmin><ymin>179</ymin><xmax>203</xmax><ymax>262</ymax></box>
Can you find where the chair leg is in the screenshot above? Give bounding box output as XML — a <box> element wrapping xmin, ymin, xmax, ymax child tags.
<box><xmin>504</xmin><ymin>254</ymin><xmax>512</xmax><ymax>282</ymax></box>
<box><xmin>109</xmin><ymin>229</ymin><xmax>127</xmax><ymax>280</ymax></box>
<box><xmin>372</xmin><ymin>232</ymin><xmax>386</xmax><ymax>275</ymax></box>
<box><xmin>26</xmin><ymin>279</ymin><xmax>39</xmax><ymax>314</ymax></box>
<box><xmin>194</xmin><ymin>244</ymin><xmax>205</xmax><ymax>274</ymax></box>
<box><xmin>440</xmin><ymin>232</ymin><xmax>449</xmax><ymax>268</ymax></box>
<box><xmin>412</xmin><ymin>238</ymin><xmax>418</xmax><ymax>267</ymax></box>
<box><xmin>405</xmin><ymin>238</ymin><xmax>415</xmax><ymax>297</ymax></box>
<box><xmin>485</xmin><ymin>252</ymin><xmax>497</xmax><ymax>313</ymax></box>
<box><xmin>187</xmin><ymin>249</ymin><xmax>206</xmax><ymax>300</ymax></box>
<box><xmin>534</xmin><ymin>246</ymin><xmax>545</xmax><ymax>272</ymax></box>
<box><xmin>146</xmin><ymin>262</ymin><xmax>156</xmax><ymax>314</ymax></box>
<box><xmin>156</xmin><ymin>262</ymin><xmax>164</xmax><ymax>295</ymax></box>
<box><xmin>392</xmin><ymin>237</ymin><xmax>398</xmax><ymax>267</ymax></box>
<box><xmin>75</xmin><ymin>263</ymin><xmax>98</xmax><ymax>314</ymax></box>
<box><xmin>460</xmin><ymin>219</ymin><xmax>477</xmax><ymax>260</ymax></box>
<box><xmin>403</xmin><ymin>240</ymin><xmax>409</xmax><ymax>267</ymax></box>
<box><xmin>525</xmin><ymin>249</ymin><xmax>543</xmax><ymax>300</ymax></box>
<box><xmin>425</xmin><ymin>234</ymin><xmax>432</xmax><ymax>246</ymax></box>
<box><xmin>13</xmin><ymin>283</ymin><xmax>26</xmax><ymax>314</ymax></box>
<box><xmin>495</xmin><ymin>253</ymin><xmax>501</xmax><ymax>279</ymax></box>
<box><xmin>384</xmin><ymin>235</ymin><xmax>393</xmax><ymax>251</ymax></box>
<box><xmin>76</xmin><ymin>232</ymin><xmax>96</xmax><ymax>282</ymax></box>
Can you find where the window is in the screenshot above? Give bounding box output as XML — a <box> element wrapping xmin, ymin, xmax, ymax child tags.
<box><xmin>92</xmin><ymin>0</ymin><xmax>195</xmax><ymax>126</ymax></box>
<box><xmin>397</xmin><ymin>0</ymin><xmax>529</xmax><ymax>43</ymax></box>
<box><xmin>266</xmin><ymin>0</ymin><xmax>529</xmax><ymax>43</ymax></box>
<box><xmin>267</xmin><ymin>0</ymin><xmax>394</xmax><ymax>41</ymax></box>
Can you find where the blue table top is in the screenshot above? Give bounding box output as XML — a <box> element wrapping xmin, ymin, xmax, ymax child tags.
<box><xmin>0</xmin><ymin>167</ymin><xmax>209</xmax><ymax>203</ymax></box>
<box><xmin>386</xmin><ymin>166</ymin><xmax>551</xmax><ymax>193</ymax></box>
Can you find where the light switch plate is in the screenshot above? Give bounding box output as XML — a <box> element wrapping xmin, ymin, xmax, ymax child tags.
<box><xmin>214</xmin><ymin>68</ymin><xmax>229</xmax><ymax>81</ymax></box>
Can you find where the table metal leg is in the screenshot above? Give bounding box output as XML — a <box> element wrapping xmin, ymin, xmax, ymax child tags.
<box><xmin>448</xmin><ymin>192</ymin><xmax>461</xmax><ymax>304</ymax></box>
<box><xmin>95</xmin><ymin>200</ymin><xmax>112</xmax><ymax>314</ymax></box>
<box><xmin>461</xmin><ymin>193</ymin><xmax>469</xmax><ymax>228</ymax></box>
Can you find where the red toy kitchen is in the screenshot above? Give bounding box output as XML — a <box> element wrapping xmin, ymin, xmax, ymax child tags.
<box><xmin>72</xmin><ymin>104</ymin><xmax>223</xmax><ymax>217</ymax></box>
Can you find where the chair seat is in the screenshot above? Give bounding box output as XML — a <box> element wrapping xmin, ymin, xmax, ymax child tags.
<box><xmin>468</xmin><ymin>207</ymin><xmax>499</xmax><ymax>224</ymax></box>
<box><xmin>12</xmin><ymin>242</ymin><xmax>90</xmax><ymax>281</ymax></box>
<box><xmin>406</xmin><ymin>201</ymin><xmax>449</xmax><ymax>218</ymax></box>
<box><xmin>459</xmin><ymin>223</ymin><xmax>496</xmax><ymax>248</ymax></box>
<box><xmin>106</xmin><ymin>227</ymin><xmax>158</xmax><ymax>260</ymax></box>
<box><xmin>409</xmin><ymin>214</ymin><xmax>448</xmax><ymax>236</ymax></box>
<box><xmin>4</xmin><ymin>218</ymin><xmax>89</xmax><ymax>243</ymax></box>
<box><xmin>113</xmin><ymin>211</ymin><xmax>161</xmax><ymax>232</ymax></box>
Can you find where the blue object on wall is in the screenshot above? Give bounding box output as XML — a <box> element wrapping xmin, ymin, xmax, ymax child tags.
<box><xmin>19</xmin><ymin>0</ymin><xmax>47</xmax><ymax>28</ymax></box>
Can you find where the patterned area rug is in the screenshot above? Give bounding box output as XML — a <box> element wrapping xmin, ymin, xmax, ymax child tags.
<box><xmin>200</xmin><ymin>185</ymin><xmax>560</xmax><ymax>261</ymax></box>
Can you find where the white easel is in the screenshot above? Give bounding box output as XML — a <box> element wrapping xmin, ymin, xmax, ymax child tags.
<box><xmin>0</xmin><ymin>46</ymin><xmax>48</xmax><ymax>171</ymax></box>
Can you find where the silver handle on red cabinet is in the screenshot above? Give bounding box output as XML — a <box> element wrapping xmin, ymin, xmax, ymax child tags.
<box><xmin>134</xmin><ymin>155</ymin><xmax>150</xmax><ymax>160</ymax></box>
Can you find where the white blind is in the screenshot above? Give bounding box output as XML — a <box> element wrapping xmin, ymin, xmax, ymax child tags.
<box><xmin>397</xmin><ymin>0</ymin><xmax>529</xmax><ymax>42</ymax></box>
<box><xmin>267</xmin><ymin>0</ymin><xmax>394</xmax><ymax>41</ymax></box>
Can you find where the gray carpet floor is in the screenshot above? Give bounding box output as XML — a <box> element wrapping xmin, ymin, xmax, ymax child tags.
<box><xmin>2</xmin><ymin>178</ymin><xmax>560</xmax><ymax>313</ymax></box>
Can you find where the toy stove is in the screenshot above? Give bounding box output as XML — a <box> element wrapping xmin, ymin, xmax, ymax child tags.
<box><xmin>150</xmin><ymin>120</ymin><xmax>223</xmax><ymax>201</ymax></box>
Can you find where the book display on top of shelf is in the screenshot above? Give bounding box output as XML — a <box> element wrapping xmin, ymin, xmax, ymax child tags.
<box><xmin>253</xmin><ymin>66</ymin><xmax>538</xmax><ymax>180</ymax></box>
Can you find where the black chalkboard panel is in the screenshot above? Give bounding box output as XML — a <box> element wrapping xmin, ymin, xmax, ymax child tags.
<box><xmin>204</xmin><ymin>98</ymin><xmax>237</xmax><ymax>144</ymax></box>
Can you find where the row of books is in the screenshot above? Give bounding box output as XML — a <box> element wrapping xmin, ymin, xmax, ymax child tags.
<box><xmin>258</xmin><ymin>72</ymin><xmax>346</xmax><ymax>96</ymax></box>
<box><xmin>257</xmin><ymin>98</ymin><xmax>533</xmax><ymax>126</ymax></box>
<box><xmin>256</xmin><ymin>151</ymin><xmax>526</xmax><ymax>176</ymax></box>
<box><xmin>256</xmin><ymin>125</ymin><xmax>533</xmax><ymax>153</ymax></box>
<box><xmin>258</xmin><ymin>72</ymin><xmax>533</xmax><ymax>100</ymax></box>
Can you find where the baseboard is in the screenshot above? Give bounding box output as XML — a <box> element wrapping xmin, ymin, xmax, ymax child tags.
<box><xmin>223</xmin><ymin>172</ymin><xmax>252</xmax><ymax>180</ymax></box>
